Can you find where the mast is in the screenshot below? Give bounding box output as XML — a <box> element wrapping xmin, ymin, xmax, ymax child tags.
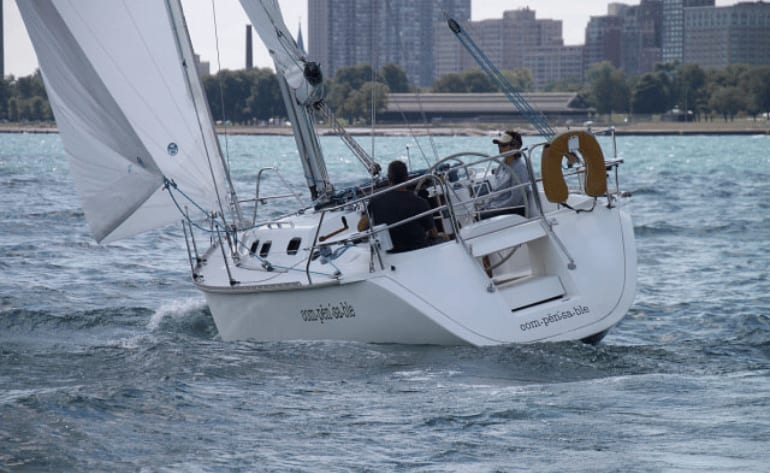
<box><xmin>276</xmin><ymin>68</ymin><xmax>332</xmax><ymax>201</ymax></box>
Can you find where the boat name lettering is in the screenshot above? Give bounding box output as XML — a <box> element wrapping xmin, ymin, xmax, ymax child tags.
<box><xmin>300</xmin><ymin>302</ymin><xmax>356</xmax><ymax>324</ymax></box>
<box><xmin>519</xmin><ymin>305</ymin><xmax>590</xmax><ymax>332</ymax></box>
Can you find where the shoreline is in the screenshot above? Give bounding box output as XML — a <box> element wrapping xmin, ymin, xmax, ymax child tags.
<box><xmin>2</xmin><ymin>122</ymin><xmax>769</xmax><ymax>136</ymax></box>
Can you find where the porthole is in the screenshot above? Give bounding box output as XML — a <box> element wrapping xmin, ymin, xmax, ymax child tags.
<box><xmin>259</xmin><ymin>241</ymin><xmax>272</xmax><ymax>258</ymax></box>
<box><xmin>287</xmin><ymin>237</ymin><xmax>302</xmax><ymax>255</ymax></box>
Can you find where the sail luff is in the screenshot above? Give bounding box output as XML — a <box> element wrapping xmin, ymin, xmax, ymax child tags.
<box><xmin>165</xmin><ymin>0</ymin><xmax>241</xmax><ymax>225</ymax></box>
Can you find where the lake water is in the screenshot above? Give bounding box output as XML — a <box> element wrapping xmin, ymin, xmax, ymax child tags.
<box><xmin>1</xmin><ymin>132</ymin><xmax>769</xmax><ymax>472</ymax></box>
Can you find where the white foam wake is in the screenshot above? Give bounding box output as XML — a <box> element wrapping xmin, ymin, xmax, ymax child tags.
<box><xmin>147</xmin><ymin>298</ymin><xmax>207</xmax><ymax>330</ymax></box>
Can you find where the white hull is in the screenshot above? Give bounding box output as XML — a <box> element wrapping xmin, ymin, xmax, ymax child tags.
<box><xmin>196</xmin><ymin>195</ymin><xmax>636</xmax><ymax>346</ymax></box>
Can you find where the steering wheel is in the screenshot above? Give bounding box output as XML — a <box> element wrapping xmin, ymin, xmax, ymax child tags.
<box><xmin>427</xmin><ymin>151</ymin><xmax>490</xmax><ymax>178</ymax></box>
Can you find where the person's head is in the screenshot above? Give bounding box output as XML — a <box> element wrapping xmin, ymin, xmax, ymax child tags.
<box><xmin>493</xmin><ymin>130</ymin><xmax>523</xmax><ymax>153</ymax></box>
<box><xmin>387</xmin><ymin>160</ymin><xmax>409</xmax><ymax>185</ymax></box>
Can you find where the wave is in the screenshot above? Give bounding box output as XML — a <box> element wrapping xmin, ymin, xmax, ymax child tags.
<box><xmin>0</xmin><ymin>305</ymin><xmax>153</xmax><ymax>334</ymax></box>
<box><xmin>147</xmin><ymin>298</ymin><xmax>218</xmax><ymax>339</ymax></box>
<box><xmin>634</xmin><ymin>220</ymin><xmax>745</xmax><ymax>238</ymax></box>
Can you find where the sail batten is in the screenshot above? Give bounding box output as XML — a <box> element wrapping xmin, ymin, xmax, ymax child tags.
<box><xmin>18</xmin><ymin>0</ymin><xmax>228</xmax><ymax>242</ymax></box>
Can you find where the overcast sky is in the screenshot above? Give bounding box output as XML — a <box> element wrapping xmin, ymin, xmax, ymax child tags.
<box><xmin>3</xmin><ymin>0</ymin><xmax>737</xmax><ymax>78</ymax></box>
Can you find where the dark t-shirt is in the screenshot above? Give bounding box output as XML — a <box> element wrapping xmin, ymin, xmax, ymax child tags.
<box><xmin>368</xmin><ymin>190</ymin><xmax>435</xmax><ymax>252</ymax></box>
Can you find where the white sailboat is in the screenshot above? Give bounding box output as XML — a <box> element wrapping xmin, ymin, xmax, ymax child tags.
<box><xmin>19</xmin><ymin>0</ymin><xmax>636</xmax><ymax>346</ymax></box>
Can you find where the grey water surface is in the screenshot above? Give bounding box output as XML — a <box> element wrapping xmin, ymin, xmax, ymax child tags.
<box><xmin>1</xmin><ymin>132</ymin><xmax>769</xmax><ymax>472</ymax></box>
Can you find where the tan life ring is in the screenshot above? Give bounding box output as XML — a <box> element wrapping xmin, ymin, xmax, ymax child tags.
<box><xmin>541</xmin><ymin>131</ymin><xmax>607</xmax><ymax>204</ymax></box>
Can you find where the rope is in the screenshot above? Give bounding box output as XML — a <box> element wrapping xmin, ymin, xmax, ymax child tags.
<box><xmin>445</xmin><ymin>16</ymin><xmax>556</xmax><ymax>140</ymax></box>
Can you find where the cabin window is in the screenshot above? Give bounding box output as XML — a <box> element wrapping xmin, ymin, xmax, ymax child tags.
<box><xmin>259</xmin><ymin>241</ymin><xmax>272</xmax><ymax>258</ymax></box>
<box><xmin>287</xmin><ymin>237</ymin><xmax>302</xmax><ymax>255</ymax></box>
<box><xmin>249</xmin><ymin>240</ymin><xmax>260</xmax><ymax>255</ymax></box>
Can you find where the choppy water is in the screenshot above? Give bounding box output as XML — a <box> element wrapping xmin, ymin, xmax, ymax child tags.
<box><xmin>1</xmin><ymin>132</ymin><xmax>769</xmax><ymax>472</ymax></box>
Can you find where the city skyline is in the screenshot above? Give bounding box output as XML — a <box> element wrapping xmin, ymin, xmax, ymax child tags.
<box><xmin>3</xmin><ymin>0</ymin><xmax>740</xmax><ymax>78</ymax></box>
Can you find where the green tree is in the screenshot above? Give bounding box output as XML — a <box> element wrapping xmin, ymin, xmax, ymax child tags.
<box><xmin>463</xmin><ymin>70</ymin><xmax>496</xmax><ymax>92</ymax></box>
<box><xmin>432</xmin><ymin>69</ymin><xmax>496</xmax><ymax>93</ymax></box>
<box><xmin>675</xmin><ymin>64</ymin><xmax>707</xmax><ymax>119</ymax></box>
<box><xmin>30</xmin><ymin>97</ymin><xmax>47</xmax><ymax>121</ymax></box>
<box><xmin>8</xmin><ymin>97</ymin><xmax>19</xmax><ymax>122</ymax></box>
<box><xmin>501</xmin><ymin>68</ymin><xmax>533</xmax><ymax>92</ymax></box>
<box><xmin>0</xmin><ymin>79</ymin><xmax>10</xmax><ymax>119</ymax></box>
<box><xmin>327</xmin><ymin>64</ymin><xmax>382</xmax><ymax>122</ymax></box>
<box><xmin>380</xmin><ymin>64</ymin><xmax>410</xmax><ymax>93</ymax></box>
<box><xmin>18</xmin><ymin>99</ymin><xmax>33</xmax><ymax>121</ymax></box>
<box><xmin>432</xmin><ymin>73</ymin><xmax>466</xmax><ymax>92</ymax></box>
<box><xmin>630</xmin><ymin>72</ymin><xmax>670</xmax><ymax>114</ymax></box>
<box><xmin>709</xmin><ymin>86</ymin><xmax>746</xmax><ymax>121</ymax></box>
<box><xmin>334</xmin><ymin>64</ymin><xmax>375</xmax><ymax>91</ymax></box>
<box><xmin>340</xmin><ymin>81</ymin><xmax>389</xmax><ymax>124</ymax></box>
<box><xmin>244</xmin><ymin>68</ymin><xmax>284</xmax><ymax>121</ymax></box>
<box><xmin>15</xmin><ymin>71</ymin><xmax>47</xmax><ymax>100</ymax></box>
<box><xmin>586</xmin><ymin>62</ymin><xmax>629</xmax><ymax>119</ymax></box>
<box><xmin>544</xmin><ymin>78</ymin><xmax>583</xmax><ymax>92</ymax></box>
<box><xmin>743</xmin><ymin>66</ymin><xmax>770</xmax><ymax>120</ymax></box>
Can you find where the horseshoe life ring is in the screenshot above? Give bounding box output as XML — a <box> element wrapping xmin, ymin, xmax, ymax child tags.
<box><xmin>541</xmin><ymin>131</ymin><xmax>607</xmax><ymax>204</ymax></box>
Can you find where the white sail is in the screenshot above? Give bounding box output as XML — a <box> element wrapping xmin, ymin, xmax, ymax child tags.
<box><xmin>239</xmin><ymin>0</ymin><xmax>320</xmax><ymax>104</ymax></box>
<box><xmin>17</xmin><ymin>0</ymin><xmax>228</xmax><ymax>243</ymax></box>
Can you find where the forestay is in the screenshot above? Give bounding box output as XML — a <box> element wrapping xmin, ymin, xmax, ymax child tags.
<box><xmin>18</xmin><ymin>0</ymin><xmax>228</xmax><ymax>243</ymax></box>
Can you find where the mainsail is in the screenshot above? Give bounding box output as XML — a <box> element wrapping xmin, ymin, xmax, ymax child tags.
<box><xmin>18</xmin><ymin>0</ymin><xmax>229</xmax><ymax>243</ymax></box>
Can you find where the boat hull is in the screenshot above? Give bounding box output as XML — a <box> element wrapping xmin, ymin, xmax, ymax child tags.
<box><xmin>198</xmin><ymin>203</ymin><xmax>637</xmax><ymax>346</ymax></box>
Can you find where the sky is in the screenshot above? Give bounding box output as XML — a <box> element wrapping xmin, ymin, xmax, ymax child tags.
<box><xmin>3</xmin><ymin>0</ymin><xmax>738</xmax><ymax>78</ymax></box>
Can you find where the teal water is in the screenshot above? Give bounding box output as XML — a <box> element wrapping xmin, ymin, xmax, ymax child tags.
<box><xmin>1</xmin><ymin>132</ymin><xmax>769</xmax><ymax>472</ymax></box>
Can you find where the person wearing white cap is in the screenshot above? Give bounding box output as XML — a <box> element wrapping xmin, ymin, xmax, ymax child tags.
<box><xmin>480</xmin><ymin>130</ymin><xmax>530</xmax><ymax>219</ymax></box>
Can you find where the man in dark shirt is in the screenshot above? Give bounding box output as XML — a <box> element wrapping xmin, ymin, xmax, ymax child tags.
<box><xmin>358</xmin><ymin>160</ymin><xmax>438</xmax><ymax>252</ymax></box>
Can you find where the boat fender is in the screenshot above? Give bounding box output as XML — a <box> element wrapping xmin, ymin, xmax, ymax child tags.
<box><xmin>542</xmin><ymin>131</ymin><xmax>607</xmax><ymax>204</ymax></box>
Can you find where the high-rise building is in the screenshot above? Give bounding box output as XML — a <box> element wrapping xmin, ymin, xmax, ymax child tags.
<box><xmin>661</xmin><ymin>0</ymin><xmax>714</xmax><ymax>64</ymax></box>
<box><xmin>621</xmin><ymin>0</ymin><xmax>663</xmax><ymax>76</ymax></box>
<box><xmin>584</xmin><ymin>14</ymin><xmax>624</xmax><ymax>71</ymax></box>
<box><xmin>308</xmin><ymin>0</ymin><xmax>471</xmax><ymax>87</ymax></box>
<box><xmin>1</xmin><ymin>0</ymin><xmax>4</xmax><ymax>79</ymax></box>
<box><xmin>523</xmin><ymin>45</ymin><xmax>584</xmax><ymax>90</ymax></box>
<box><xmin>246</xmin><ymin>25</ymin><xmax>253</xmax><ymax>69</ymax></box>
<box><xmin>684</xmin><ymin>1</ymin><xmax>770</xmax><ymax>68</ymax></box>
<box><xmin>434</xmin><ymin>7</ymin><xmax>576</xmax><ymax>90</ymax></box>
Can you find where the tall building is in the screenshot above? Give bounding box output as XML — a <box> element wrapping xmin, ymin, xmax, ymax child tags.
<box><xmin>434</xmin><ymin>7</ymin><xmax>577</xmax><ymax>90</ymax></box>
<box><xmin>308</xmin><ymin>0</ymin><xmax>470</xmax><ymax>87</ymax></box>
<box><xmin>584</xmin><ymin>14</ymin><xmax>624</xmax><ymax>71</ymax></box>
<box><xmin>661</xmin><ymin>0</ymin><xmax>714</xmax><ymax>64</ymax></box>
<box><xmin>523</xmin><ymin>45</ymin><xmax>584</xmax><ymax>90</ymax></box>
<box><xmin>684</xmin><ymin>1</ymin><xmax>770</xmax><ymax>68</ymax></box>
<box><xmin>1</xmin><ymin>0</ymin><xmax>4</xmax><ymax>79</ymax></box>
<box><xmin>246</xmin><ymin>25</ymin><xmax>253</xmax><ymax>69</ymax></box>
<box><xmin>621</xmin><ymin>0</ymin><xmax>664</xmax><ymax>76</ymax></box>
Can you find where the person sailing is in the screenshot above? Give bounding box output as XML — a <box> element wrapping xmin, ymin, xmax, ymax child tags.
<box><xmin>358</xmin><ymin>160</ymin><xmax>438</xmax><ymax>252</ymax></box>
<box><xmin>479</xmin><ymin>130</ymin><xmax>530</xmax><ymax>219</ymax></box>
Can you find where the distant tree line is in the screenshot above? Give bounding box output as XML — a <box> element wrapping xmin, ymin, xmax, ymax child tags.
<box><xmin>3</xmin><ymin>62</ymin><xmax>769</xmax><ymax>125</ymax></box>
<box><xmin>585</xmin><ymin>62</ymin><xmax>770</xmax><ymax>122</ymax></box>
<box><xmin>0</xmin><ymin>71</ymin><xmax>53</xmax><ymax>122</ymax></box>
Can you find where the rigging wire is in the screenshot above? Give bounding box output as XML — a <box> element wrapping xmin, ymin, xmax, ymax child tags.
<box><xmin>210</xmin><ymin>0</ymin><xmax>232</xmax><ymax>171</ymax></box>
<box><xmin>382</xmin><ymin>1</ymin><xmax>440</xmax><ymax>168</ymax></box>
<box><xmin>166</xmin><ymin>0</ymin><xmax>234</xmax><ymax>228</ymax></box>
